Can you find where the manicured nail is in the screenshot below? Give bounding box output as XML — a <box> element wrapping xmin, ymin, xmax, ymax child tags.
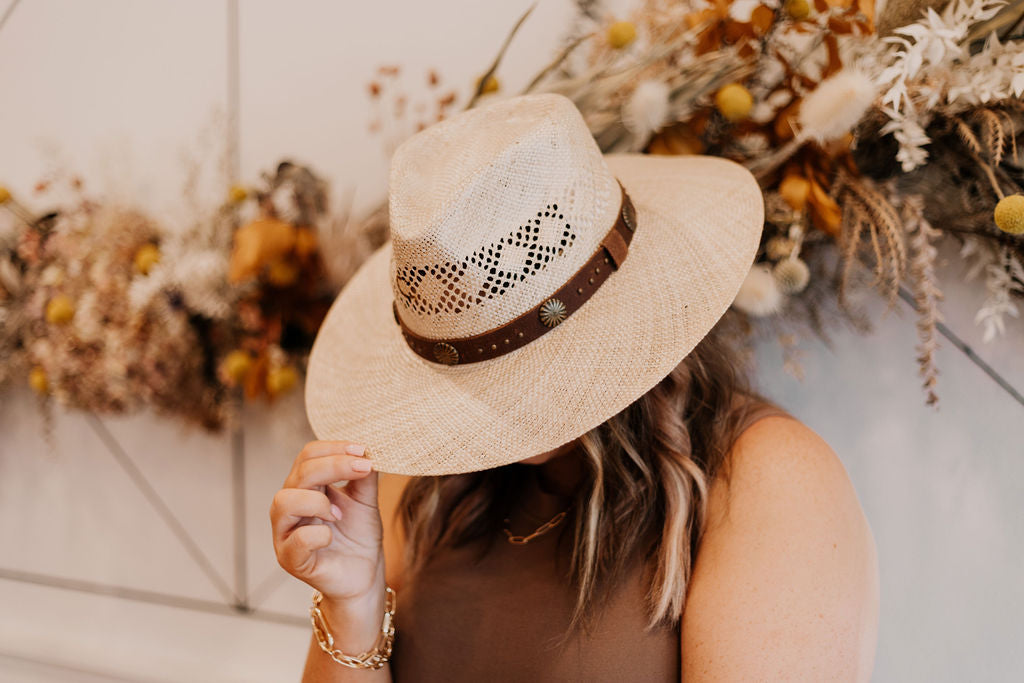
<box><xmin>351</xmin><ymin>458</ymin><xmax>372</xmax><ymax>472</ymax></box>
<box><xmin>345</xmin><ymin>443</ymin><xmax>366</xmax><ymax>456</ymax></box>
<box><xmin>330</xmin><ymin>504</ymin><xmax>342</xmax><ymax>520</ymax></box>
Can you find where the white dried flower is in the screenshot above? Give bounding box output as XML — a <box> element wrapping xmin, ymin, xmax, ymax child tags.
<box><xmin>621</xmin><ymin>80</ymin><xmax>671</xmax><ymax>147</ymax></box>
<box><xmin>879</xmin><ymin>107</ymin><xmax>931</xmax><ymax>171</ymax></box>
<box><xmin>750</xmin><ymin>89</ymin><xmax>793</xmax><ymax>124</ymax></box>
<box><xmin>40</xmin><ymin>265</ymin><xmax>64</xmax><ymax>287</ymax></box>
<box><xmin>732</xmin><ymin>264</ymin><xmax>784</xmax><ymax>316</ymax></box>
<box><xmin>173</xmin><ymin>249</ymin><xmax>233</xmax><ymax>319</ymax></box>
<box><xmin>271</xmin><ymin>184</ymin><xmax>302</xmax><ymax>225</ymax></box>
<box><xmin>798</xmin><ymin>69</ymin><xmax>877</xmax><ymax>143</ymax></box>
<box><xmin>773</xmin><ymin>256</ymin><xmax>811</xmax><ymax>294</ymax></box>
<box><xmin>128</xmin><ymin>266</ymin><xmax>169</xmax><ymax>311</ymax></box>
<box><xmin>74</xmin><ymin>290</ymin><xmax>103</xmax><ymax>342</ymax></box>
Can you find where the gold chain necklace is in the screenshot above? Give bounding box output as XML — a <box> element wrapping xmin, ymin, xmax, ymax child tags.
<box><xmin>502</xmin><ymin>504</ymin><xmax>572</xmax><ymax>544</ymax></box>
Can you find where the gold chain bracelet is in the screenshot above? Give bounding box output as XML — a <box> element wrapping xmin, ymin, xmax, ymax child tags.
<box><xmin>310</xmin><ymin>586</ymin><xmax>396</xmax><ymax>669</ymax></box>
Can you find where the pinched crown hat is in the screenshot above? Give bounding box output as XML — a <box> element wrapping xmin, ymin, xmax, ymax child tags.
<box><xmin>305</xmin><ymin>92</ymin><xmax>764</xmax><ymax>476</ymax></box>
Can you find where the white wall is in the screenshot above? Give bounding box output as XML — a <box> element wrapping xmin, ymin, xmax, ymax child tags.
<box><xmin>0</xmin><ymin>1</ymin><xmax>1021</xmax><ymax>681</ymax></box>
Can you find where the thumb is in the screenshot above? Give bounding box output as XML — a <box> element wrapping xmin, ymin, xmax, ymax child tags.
<box><xmin>341</xmin><ymin>467</ymin><xmax>379</xmax><ymax>510</ymax></box>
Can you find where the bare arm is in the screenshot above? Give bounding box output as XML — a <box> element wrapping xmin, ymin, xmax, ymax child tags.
<box><xmin>269</xmin><ymin>440</ymin><xmax>398</xmax><ymax>682</ymax></box>
<box><xmin>301</xmin><ymin>579</ymin><xmax>393</xmax><ymax>682</ymax></box>
<box><xmin>299</xmin><ymin>470</ymin><xmax>409</xmax><ymax>682</ymax></box>
<box><xmin>681</xmin><ymin>416</ymin><xmax>880</xmax><ymax>681</ymax></box>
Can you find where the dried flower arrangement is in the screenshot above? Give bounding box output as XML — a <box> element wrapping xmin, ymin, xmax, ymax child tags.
<box><xmin>0</xmin><ymin>160</ymin><xmax>339</xmax><ymax>431</ymax></box>
<box><xmin>3</xmin><ymin>0</ymin><xmax>1023</xmax><ymax>430</ymax></box>
<box><xmin>359</xmin><ymin>0</ymin><xmax>1024</xmax><ymax>406</ymax></box>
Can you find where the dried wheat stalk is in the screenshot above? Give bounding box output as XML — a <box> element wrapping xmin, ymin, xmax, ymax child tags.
<box><xmin>901</xmin><ymin>193</ymin><xmax>945</xmax><ymax>407</ymax></box>
<box><xmin>834</xmin><ymin>168</ymin><xmax>908</xmax><ymax>312</ymax></box>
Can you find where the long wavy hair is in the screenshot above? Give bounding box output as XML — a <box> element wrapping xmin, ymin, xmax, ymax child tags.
<box><xmin>395</xmin><ymin>312</ymin><xmax>788</xmax><ymax>646</ymax></box>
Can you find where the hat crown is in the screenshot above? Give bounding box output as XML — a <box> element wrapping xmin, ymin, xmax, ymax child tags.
<box><xmin>388</xmin><ymin>93</ymin><xmax>620</xmax><ymax>340</ymax></box>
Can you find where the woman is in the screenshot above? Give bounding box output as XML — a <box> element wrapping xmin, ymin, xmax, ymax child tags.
<box><xmin>270</xmin><ymin>93</ymin><xmax>879</xmax><ymax>681</ymax></box>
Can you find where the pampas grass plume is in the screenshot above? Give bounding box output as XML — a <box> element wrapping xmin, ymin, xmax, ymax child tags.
<box><xmin>798</xmin><ymin>69</ymin><xmax>876</xmax><ymax>143</ymax></box>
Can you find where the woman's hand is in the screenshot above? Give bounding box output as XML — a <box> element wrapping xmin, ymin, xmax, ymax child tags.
<box><xmin>270</xmin><ymin>440</ymin><xmax>385</xmax><ymax>604</ymax></box>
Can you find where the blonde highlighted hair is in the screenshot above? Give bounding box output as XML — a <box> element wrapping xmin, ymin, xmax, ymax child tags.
<box><xmin>396</xmin><ymin>315</ymin><xmax>787</xmax><ymax>645</ymax></box>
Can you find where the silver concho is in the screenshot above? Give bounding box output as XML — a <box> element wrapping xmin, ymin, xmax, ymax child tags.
<box><xmin>433</xmin><ymin>342</ymin><xmax>460</xmax><ymax>365</ymax></box>
<box><xmin>621</xmin><ymin>197</ymin><xmax>636</xmax><ymax>232</ymax></box>
<box><xmin>539</xmin><ymin>298</ymin><xmax>568</xmax><ymax>328</ymax></box>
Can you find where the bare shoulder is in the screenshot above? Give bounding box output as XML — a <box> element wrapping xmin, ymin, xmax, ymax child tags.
<box><xmin>681</xmin><ymin>415</ymin><xmax>880</xmax><ymax>682</ymax></box>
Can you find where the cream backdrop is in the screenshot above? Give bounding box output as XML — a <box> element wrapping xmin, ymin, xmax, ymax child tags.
<box><xmin>0</xmin><ymin>1</ymin><xmax>1021</xmax><ymax>681</ymax></box>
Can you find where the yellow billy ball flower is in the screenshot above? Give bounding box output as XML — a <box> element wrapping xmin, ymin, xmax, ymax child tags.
<box><xmin>266</xmin><ymin>365</ymin><xmax>299</xmax><ymax>396</ymax></box>
<box><xmin>45</xmin><ymin>294</ymin><xmax>75</xmax><ymax>324</ymax></box>
<box><xmin>476</xmin><ymin>74</ymin><xmax>499</xmax><ymax>94</ymax></box>
<box><xmin>784</xmin><ymin>0</ymin><xmax>811</xmax><ymax>20</ymax></box>
<box><xmin>29</xmin><ymin>366</ymin><xmax>48</xmax><ymax>394</ymax></box>
<box><xmin>715</xmin><ymin>83</ymin><xmax>753</xmax><ymax>123</ymax></box>
<box><xmin>607</xmin><ymin>20</ymin><xmax>637</xmax><ymax>49</ymax></box>
<box><xmin>134</xmin><ymin>243</ymin><xmax>161</xmax><ymax>275</ymax></box>
<box><xmin>994</xmin><ymin>194</ymin><xmax>1024</xmax><ymax>235</ymax></box>
<box><xmin>0</xmin><ymin>185</ymin><xmax>10</xmax><ymax>204</ymax></box>
<box><xmin>229</xmin><ymin>185</ymin><xmax>248</xmax><ymax>203</ymax></box>
<box><xmin>221</xmin><ymin>350</ymin><xmax>253</xmax><ymax>385</ymax></box>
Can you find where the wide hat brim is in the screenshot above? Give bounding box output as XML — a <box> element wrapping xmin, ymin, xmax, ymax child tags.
<box><xmin>304</xmin><ymin>153</ymin><xmax>764</xmax><ymax>476</ymax></box>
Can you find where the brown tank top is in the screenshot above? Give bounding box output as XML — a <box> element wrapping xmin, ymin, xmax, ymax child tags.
<box><xmin>389</xmin><ymin>399</ymin><xmax>792</xmax><ymax>682</ymax></box>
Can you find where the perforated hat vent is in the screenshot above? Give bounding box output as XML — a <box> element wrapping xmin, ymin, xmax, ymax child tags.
<box><xmin>387</xmin><ymin>93</ymin><xmax>620</xmax><ymax>340</ymax></box>
<box><xmin>394</xmin><ymin>202</ymin><xmax>577</xmax><ymax>317</ymax></box>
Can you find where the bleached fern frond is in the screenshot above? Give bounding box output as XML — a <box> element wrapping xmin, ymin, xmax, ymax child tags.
<box><xmin>975</xmin><ymin>244</ymin><xmax>1024</xmax><ymax>341</ymax></box>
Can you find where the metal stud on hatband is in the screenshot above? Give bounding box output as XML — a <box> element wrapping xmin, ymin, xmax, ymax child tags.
<box><xmin>539</xmin><ymin>298</ymin><xmax>567</xmax><ymax>327</ymax></box>
<box><xmin>622</xmin><ymin>197</ymin><xmax>636</xmax><ymax>232</ymax></box>
<box><xmin>433</xmin><ymin>342</ymin><xmax>459</xmax><ymax>365</ymax></box>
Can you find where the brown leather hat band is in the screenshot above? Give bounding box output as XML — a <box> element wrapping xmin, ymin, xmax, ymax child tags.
<box><xmin>393</xmin><ymin>181</ymin><xmax>636</xmax><ymax>366</ymax></box>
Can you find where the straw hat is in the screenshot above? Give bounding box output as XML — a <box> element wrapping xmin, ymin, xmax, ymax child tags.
<box><xmin>305</xmin><ymin>93</ymin><xmax>764</xmax><ymax>476</ymax></box>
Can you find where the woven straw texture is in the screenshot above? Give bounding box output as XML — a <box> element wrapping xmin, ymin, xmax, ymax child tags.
<box><xmin>305</xmin><ymin>94</ymin><xmax>764</xmax><ymax>476</ymax></box>
<box><xmin>389</xmin><ymin>93</ymin><xmax>619</xmax><ymax>338</ymax></box>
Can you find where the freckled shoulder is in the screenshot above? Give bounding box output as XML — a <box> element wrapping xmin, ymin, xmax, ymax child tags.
<box><xmin>378</xmin><ymin>472</ymin><xmax>411</xmax><ymax>593</ymax></box>
<box><xmin>681</xmin><ymin>415</ymin><xmax>880</xmax><ymax>681</ymax></box>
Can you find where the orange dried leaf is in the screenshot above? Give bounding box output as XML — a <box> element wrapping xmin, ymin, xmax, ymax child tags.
<box><xmin>775</xmin><ymin>98</ymin><xmax>802</xmax><ymax>140</ymax></box>
<box><xmin>229</xmin><ymin>218</ymin><xmax>298</xmax><ymax>283</ymax></box>
<box><xmin>648</xmin><ymin>124</ymin><xmax>705</xmax><ymax>155</ymax></box>
<box><xmin>750</xmin><ymin>5</ymin><xmax>775</xmax><ymax>34</ymax></box>
<box><xmin>822</xmin><ymin>32</ymin><xmax>843</xmax><ymax>78</ymax></box>
<box><xmin>244</xmin><ymin>352</ymin><xmax>269</xmax><ymax>400</ymax></box>
<box><xmin>807</xmin><ymin>176</ymin><xmax>842</xmax><ymax>236</ymax></box>
<box><xmin>723</xmin><ymin>19</ymin><xmax>756</xmax><ymax>43</ymax></box>
<box><xmin>780</xmin><ymin>174</ymin><xmax>812</xmax><ymax>211</ymax></box>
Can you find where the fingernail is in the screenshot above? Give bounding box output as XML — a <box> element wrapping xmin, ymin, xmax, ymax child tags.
<box><xmin>330</xmin><ymin>504</ymin><xmax>342</xmax><ymax>520</ymax></box>
<box><xmin>345</xmin><ymin>443</ymin><xmax>366</xmax><ymax>456</ymax></box>
<box><xmin>351</xmin><ymin>458</ymin><xmax>372</xmax><ymax>472</ymax></box>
